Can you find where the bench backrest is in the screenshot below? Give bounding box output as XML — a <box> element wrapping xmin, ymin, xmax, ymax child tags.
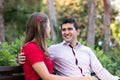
<box><xmin>0</xmin><ymin>66</ymin><xmax>25</xmax><ymax>80</ymax></box>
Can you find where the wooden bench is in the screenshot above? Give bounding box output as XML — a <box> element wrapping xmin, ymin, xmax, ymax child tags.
<box><xmin>0</xmin><ymin>65</ymin><xmax>25</xmax><ymax>80</ymax></box>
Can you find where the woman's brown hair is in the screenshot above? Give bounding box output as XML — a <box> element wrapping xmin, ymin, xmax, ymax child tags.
<box><xmin>24</xmin><ymin>12</ymin><xmax>48</xmax><ymax>55</ymax></box>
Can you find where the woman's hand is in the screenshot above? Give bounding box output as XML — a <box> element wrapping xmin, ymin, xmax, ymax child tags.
<box><xmin>80</xmin><ymin>76</ymin><xmax>98</xmax><ymax>80</ymax></box>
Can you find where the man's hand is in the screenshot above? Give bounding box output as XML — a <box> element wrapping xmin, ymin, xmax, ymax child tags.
<box><xmin>18</xmin><ymin>52</ymin><xmax>26</xmax><ymax>64</ymax></box>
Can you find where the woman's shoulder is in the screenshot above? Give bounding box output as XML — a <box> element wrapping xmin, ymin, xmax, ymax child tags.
<box><xmin>22</xmin><ymin>41</ymin><xmax>44</xmax><ymax>55</ymax></box>
<box><xmin>22</xmin><ymin>41</ymin><xmax>38</xmax><ymax>50</ymax></box>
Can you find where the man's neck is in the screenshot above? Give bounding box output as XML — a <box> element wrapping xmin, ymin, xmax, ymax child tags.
<box><xmin>69</xmin><ymin>41</ymin><xmax>78</xmax><ymax>48</ymax></box>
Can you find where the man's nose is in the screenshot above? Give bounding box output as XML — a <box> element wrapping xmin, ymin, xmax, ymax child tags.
<box><xmin>64</xmin><ymin>29</ymin><xmax>69</xmax><ymax>34</ymax></box>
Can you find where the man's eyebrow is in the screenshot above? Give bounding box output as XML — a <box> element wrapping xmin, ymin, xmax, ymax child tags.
<box><xmin>68</xmin><ymin>27</ymin><xmax>73</xmax><ymax>30</ymax></box>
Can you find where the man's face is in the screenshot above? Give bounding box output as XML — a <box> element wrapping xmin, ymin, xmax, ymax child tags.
<box><xmin>61</xmin><ymin>23</ymin><xmax>80</xmax><ymax>43</ymax></box>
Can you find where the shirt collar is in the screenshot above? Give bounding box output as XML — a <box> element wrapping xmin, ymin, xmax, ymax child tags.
<box><xmin>62</xmin><ymin>40</ymin><xmax>82</xmax><ymax>47</ymax></box>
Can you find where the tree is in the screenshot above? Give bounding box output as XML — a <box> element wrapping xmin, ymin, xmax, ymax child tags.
<box><xmin>87</xmin><ymin>0</ymin><xmax>96</xmax><ymax>48</ymax></box>
<box><xmin>47</xmin><ymin>0</ymin><xmax>57</xmax><ymax>42</ymax></box>
<box><xmin>103</xmin><ymin>0</ymin><xmax>112</xmax><ymax>52</ymax></box>
<box><xmin>4</xmin><ymin>0</ymin><xmax>45</xmax><ymax>42</ymax></box>
<box><xmin>0</xmin><ymin>0</ymin><xmax>4</xmax><ymax>42</ymax></box>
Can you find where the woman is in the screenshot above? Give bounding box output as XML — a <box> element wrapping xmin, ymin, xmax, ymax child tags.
<box><xmin>22</xmin><ymin>12</ymin><xmax>97</xmax><ymax>80</ymax></box>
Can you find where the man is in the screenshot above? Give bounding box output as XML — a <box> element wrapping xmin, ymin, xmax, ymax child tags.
<box><xmin>18</xmin><ymin>18</ymin><xmax>119</xmax><ymax>80</ymax></box>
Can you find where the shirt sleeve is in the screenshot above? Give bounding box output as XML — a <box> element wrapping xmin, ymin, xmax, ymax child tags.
<box><xmin>48</xmin><ymin>45</ymin><xmax>56</xmax><ymax>60</ymax></box>
<box><xmin>88</xmin><ymin>48</ymin><xmax>119</xmax><ymax>80</ymax></box>
<box><xmin>24</xmin><ymin>43</ymin><xmax>44</xmax><ymax>65</ymax></box>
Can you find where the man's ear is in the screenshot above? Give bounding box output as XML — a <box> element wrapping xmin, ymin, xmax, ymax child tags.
<box><xmin>77</xmin><ymin>29</ymin><xmax>80</xmax><ymax>36</ymax></box>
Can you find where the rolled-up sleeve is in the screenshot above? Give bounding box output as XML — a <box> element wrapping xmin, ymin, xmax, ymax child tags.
<box><xmin>89</xmin><ymin>49</ymin><xmax>119</xmax><ymax>80</ymax></box>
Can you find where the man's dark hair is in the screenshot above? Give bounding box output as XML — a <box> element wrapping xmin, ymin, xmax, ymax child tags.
<box><xmin>61</xmin><ymin>17</ymin><xmax>79</xmax><ymax>30</ymax></box>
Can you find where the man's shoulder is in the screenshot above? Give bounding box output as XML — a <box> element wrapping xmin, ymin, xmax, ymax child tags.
<box><xmin>48</xmin><ymin>42</ymin><xmax>63</xmax><ymax>49</ymax></box>
<box><xmin>50</xmin><ymin>42</ymin><xmax>63</xmax><ymax>47</ymax></box>
<box><xmin>79</xmin><ymin>44</ymin><xmax>92</xmax><ymax>52</ymax></box>
<box><xmin>80</xmin><ymin>44</ymin><xmax>90</xmax><ymax>49</ymax></box>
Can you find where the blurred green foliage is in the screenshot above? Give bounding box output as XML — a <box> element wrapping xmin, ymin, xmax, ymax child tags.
<box><xmin>111</xmin><ymin>21</ymin><xmax>120</xmax><ymax>42</ymax></box>
<box><xmin>4</xmin><ymin>0</ymin><xmax>46</xmax><ymax>42</ymax></box>
<box><xmin>0</xmin><ymin>36</ymin><xmax>24</xmax><ymax>66</ymax></box>
<box><xmin>4</xmin><ymin>0</ymin><xmax>120</xmax><ymax>45</ymax></box>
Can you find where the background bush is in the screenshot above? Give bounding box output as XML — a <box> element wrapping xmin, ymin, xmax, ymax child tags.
<box><xmin>0</xmin><ymin>36</ymin><xmax>54</xmax><ymax>66</ymax></box>
<box><xmin>0</xmin><ymin>37</ymin><xmax>24</xmax><ymax>66</ymax></box>
<box><xmin>95</xmin><ymin>47</ymin><xmax>120</xmax><ymax>76</ymax></box>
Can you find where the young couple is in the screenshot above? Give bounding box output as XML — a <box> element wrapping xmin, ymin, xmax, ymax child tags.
<box><xmin>18</xmin><ymin>12</ymin><xmax>119</xmax><ymax>80</ymax></box>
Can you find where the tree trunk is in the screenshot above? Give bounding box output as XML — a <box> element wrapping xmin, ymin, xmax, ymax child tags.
<box><xmin>103</xmin><ymin>0</ymin><xmax>111</xmax><ymax>53</ymax></box>
<box><xmin>87</xmin><ymin>0</ymin><xmax>96</xmax><ymax>48</ymax></box>
<box><xmin>0</xmin><ymin>0</ymin><xmax>4</xmax><ymax>42</ymax></box>
<box><xmin>47</xmin><ymin>0</ymin><xmax>57</xmax><ymax>42</ymax></box>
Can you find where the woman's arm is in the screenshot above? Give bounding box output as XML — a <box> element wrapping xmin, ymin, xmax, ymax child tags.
<box><xmin>32</xmin><ymin>62</ymin><xmax>98</xmax><ymax>80</ymax></box>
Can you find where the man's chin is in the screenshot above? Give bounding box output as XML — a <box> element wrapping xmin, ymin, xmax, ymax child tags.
<box><xmin>65</xmin><ymin>40</ymin><xmax>71</xmax><ymax>43</ymax></box>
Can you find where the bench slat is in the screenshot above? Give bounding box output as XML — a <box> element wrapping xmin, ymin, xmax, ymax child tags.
<box><xmin>0</xmin><ymin>66</ymin><xmax>25</xmax><ymax>80</ymax></box>
<box><xmin>0</xmin><ymin>66</ymin><xmax>23</xmax><ymax>73</ymax></box>
<box><xmin>0</xmin><ymin>75</ymin><xmax>24</xmax><ymax>80</ymax></box>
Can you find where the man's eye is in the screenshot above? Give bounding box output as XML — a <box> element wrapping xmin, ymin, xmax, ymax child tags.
<box><xmin>68</xmin><ymin>28</ymin><xmax>73</xmax><ymax>30</ymax></box>
<box><xmin>62</xmin><ymin>29</ymin><xmax>66</xmax><ymax>31</ymax></box>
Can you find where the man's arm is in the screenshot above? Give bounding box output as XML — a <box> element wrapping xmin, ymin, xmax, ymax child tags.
<box><xmin>89</xmin><ymin>48</ymin><xmax>119</xmax><ymax>80</ymax></box>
